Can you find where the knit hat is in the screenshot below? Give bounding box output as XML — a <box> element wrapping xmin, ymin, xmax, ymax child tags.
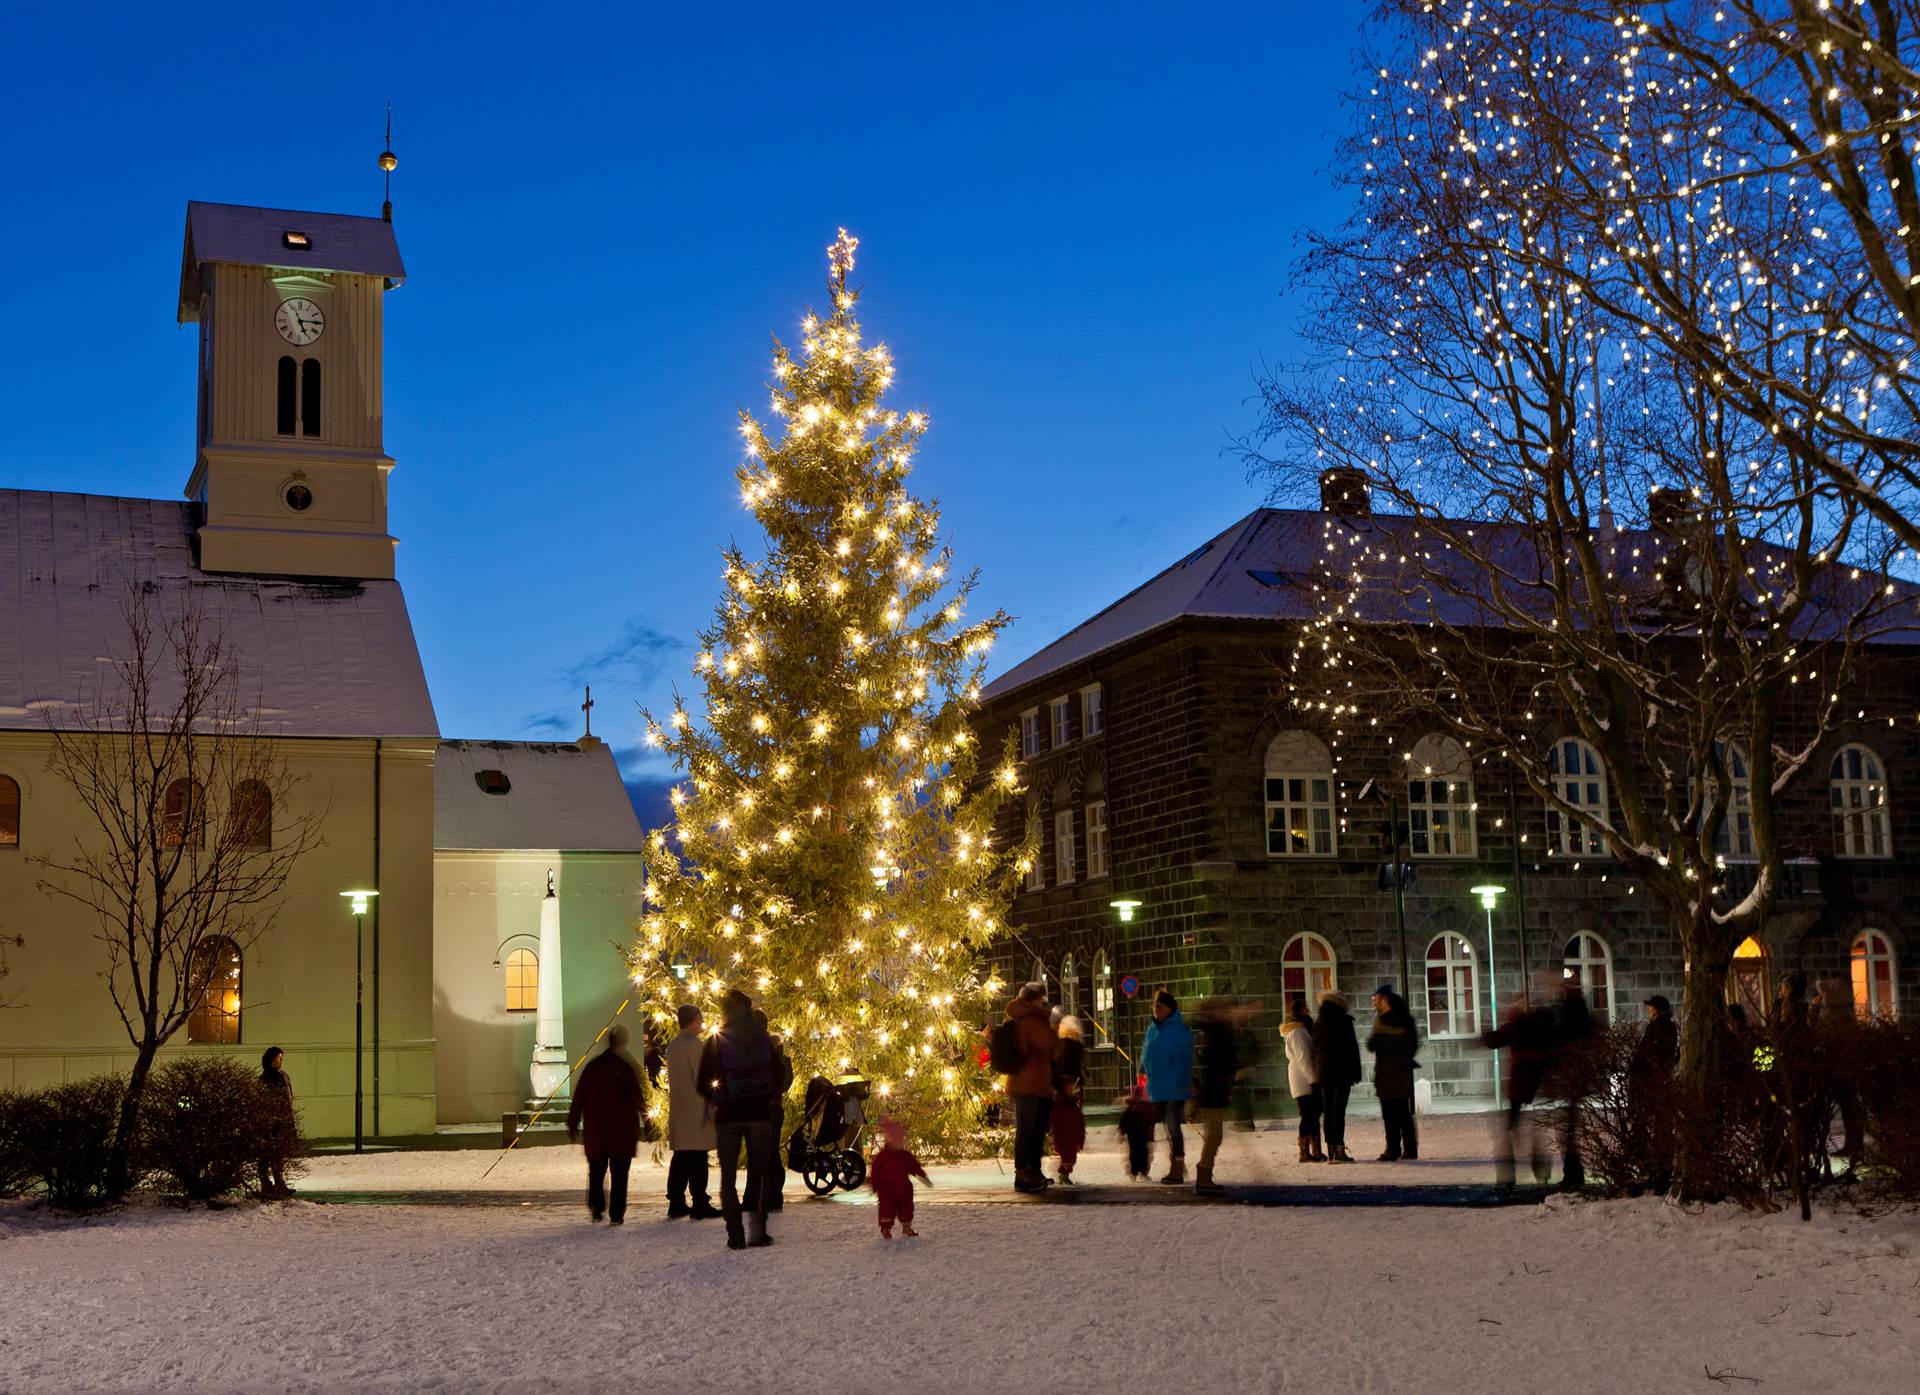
<box><xmin>1644</xmin><ymin>994</ymin><xmax>1672</xmax><ymax>1014</ymax></box>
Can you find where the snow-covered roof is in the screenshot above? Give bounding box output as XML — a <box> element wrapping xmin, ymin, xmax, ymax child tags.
<box><xmin>434</xmin><ymin>740</ymin><xmax>645</xmax><ymax>853</ymax></box>
<box><xmin>179</xmin><ymin>201</ymin><xmax>406</xmax><ymax>318</ymax></box>
<box><xmin>983</xmin><ymin>505</ymin><xmax>1920</xmax><ymax>702</ymax></box>
<box><xmin>0</xmin><ymin>489</ymin><xmax>439</xmax><ymax>739</ymax></box>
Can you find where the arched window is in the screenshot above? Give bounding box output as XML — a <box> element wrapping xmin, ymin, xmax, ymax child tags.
<box><xmin>1424</xmin><ymin>933</ymin><xmax>1480</xmax><ymax>1038</ymax></box>
<box><xmin>1708</xmin><ymin>742</ymin><xmax>1754</xmax><ymax>860</ymax></box>
<box><xmin>1548</xmin><ymin>737</ymin><xmax>1608</xmax><ymax>856</ymax></box>
<box><xmin>163</xmin><ymin>778</ymin><xmax>203</xmax><ymax>847</ymax></box>
<box><xmin>1851</xmin><ymin>931</ymin><xmax>1897</xmax><ymax>1020</ymax></box>
<box><xmin>1061</xmin><ymin>952</ymin><xmax>1080</xmax><ymax>1019</ymax></box>
<box><xmin>1091</xmin><ymin>950</ymin><xmax>1115</xmax><ymax>1049</ymax></box>
<box><xmin>231</xmin><ymin>779</ymin><xmax>272</xmax><ymax>849</ymax></box>
<box><xmin>1265</xmin><ymin>731</ymin><xmax>1335</xmax><ymax>857</ymax></box>
<box><xmin>1281</xmin><ymin>932</ymin><xmax>1338</xmax><ymax>1006</ymax></box>
<box><xmin>1831</xmin><ymin>745</ymin><xmax>1891</xmax><ymax>859</ymax></box>
<box><xmin>504</xmin><ymin>947</ymin><xmax>538</xmax><ymax>1013</ymax></box>
<box><xmin>187</xmin><ymin>936</ymin><xmax>242</xmax><ymax>1043</ymax></box>
<box><xmin>1562</xmin><ymin>931</ymin><xmax>1614</xmax><ymax>1022</ymax></box>
<box><xmin>276</xmin><ymin>356</ymin><xmax>297</xmax><ymax>435</ymax></box>
<box><xmin>0</xmin><ymin>773</ymin><xmax>19</xmax><ymax>848</ymax></box>
<box><xmin>1407</xmin><ymin>735</ymin><xmax>1475</xmax><ymax>857</ymax></box>
<box><xmin>300</xmin><ymin>359</ymin><xmax>321</xmax><ymax>437</ymax></box>
<box><xmin>1728</xmin><ymin>935</ymin><xmax>1770</xmax><ymax>1020</ymax></box>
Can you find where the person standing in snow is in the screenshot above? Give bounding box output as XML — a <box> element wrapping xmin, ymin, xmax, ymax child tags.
<box><xmin>1280</xmin><ymin>998</ymin><xmax>1322</xmax><ymax>1162</ymax></box>
<box><xmin>567</xmin><ymin>1023</ymin><xmax>645</xmax><ymax>1224</ymax></box>
<box><xmin>1367</xmin><ymin>986</ymin><xmax>1420</xmax><ymax>1162</ymax></box>
<box><xmin>1312</xmin><ymin>989</ymin><xmax>1361</xmax><ymax>1164</ymax></box>
<box><xmin>1118</xmin><ymin>1076</ymin><xmax>1155</xmax><ymax>1179</ymax></box>
<box><xmin>664</xmin><ymin>1004</ymin><xmax>719</xmax><ymax>1220</ymax></box>
<box><xmin>257</xmin><ymin>1046</ymin><xmax>297</xmax><ymax>1199</ymax></box>
<box><xmin>1142</xmin><ymin>989</ymin><xmax>1195</xmax><ymax>1184</ymax></box>
<box><xmin>868</xmin><ymin>1116</ymin><xmax>932</xmax><ymax>1238</ymax></box>
<box><xmin>1191</xmin><ymin>998</ymin><xmax>1240</xmax><ymax>1195</ymax></box>
<box><xmin>753</xmin><ymin>1008</ymin><xmax>795</xmax><ymax>1213</ymax></box>
<box><xmin>1627</xmin><ymin>994</ymin><xmax>1678</xmax><ymax>1194</ymax></box>
<box><xmin>1051</xmin><ymin>1014</ymin><xmax>1088</xmax><ymax>1184</ymax></box>
<box><xmin>697</xmin><ymin>990</ymin><xmax>780</xmax><ymax>1249</ymax></box>
<box><xmin>1003</xmin><ymin>982</ymin><xmax>1058</xmax><ymax>1193</ymax></box>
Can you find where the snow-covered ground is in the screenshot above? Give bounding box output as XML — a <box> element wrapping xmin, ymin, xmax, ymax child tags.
<box><xmin>3</xmin><ymin>1113</ymin><xmax>1916</xmax><ymax>1394</ymax></box>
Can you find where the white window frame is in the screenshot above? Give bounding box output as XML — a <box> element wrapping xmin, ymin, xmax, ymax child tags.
<box><xmin>1020</xmin><ymin>708</ymin><xmax>1041</xmax><ymax>760</ymax></box>
<box><xmin>1831</xmin><ymin>744</ymin><xmax>1891</xmax><ymax>860</ymax></box>
<box><xmin>1085</xmin><ymin>799</ymin><xmax>1109</xmax><ymax>878</ymax></box>
<box><xmin>1424</xmin><ymin>933</ymin><xmax>1481</xmax><ymax>1038</ymax></box>
<box><xmin>1091</xmin><ymin>950</ymin><xmax>1116</xmax><ymax>1049</ymax></box>
<box><xmin>1054</xmin><ymin>808</ymin><xmax>1076</xmax><ymax>885</ymax></box>
<box><xmin>1709</xmin><ymin>741</ymin><xmax>1755</xmax><ymax>861</ymax></box>
<box><xmin>1061</xmin><ymin>952</ymin><xmax>1080</xmax><ymax>1018</ymax></box>
<box><xmin>1281</xmin><ymin>932</ymin><xmax>1338</xmax><ymax>1006</ymax></box>
<box><xmin>1407</xmin><ymin>735</ymin><xmax>1475</xmax><ymax>858</ymax></box>
<box><xmin>1852</xmin><ymin>930</ymin><xmax>1898</xmax><ymax>1020</ymax></box>
<box><xmin>1024</xmin><ymin>811</ymin><xmax>1044</xmax><ymax>892</ymax></box>
<box><xmin>1548</xmin><ymin>736</ymin><xmax>1608</xmax><ymax>857</ymax></box>
<box><xmin>1562</xmin><ymin>930</ymin><xmax>1614</xmax><ymax>1023</ymax></box>
<box><xmin>1049</xmin><ymin>696</ymin><xmax>1072</xmax><ymax>749</ymax></box>
<box><xmin>1081</xmin><ymin>683</ymin><xmax>1105</xmax><ymax>737</ymax></box>
<box><xmin>1264</xmin><ymin>731</ymin><xmax>1336</xmax><ymax>858</ymax></box>
<box><xmin>504</xmin><ymin>946</ymin><xmax>539</xmax><ymax>1013</ymax></box>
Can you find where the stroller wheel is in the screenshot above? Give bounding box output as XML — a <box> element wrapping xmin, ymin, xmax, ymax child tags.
<box><xmin>834</xmin><ymin>1149</ymin><xmax>867</xmax><ymax>1192</ymax></box>
<box><xmin>800</xmin><ymin>1159</ymin><xmax>837</xmax><ymax>1196</ymax></box>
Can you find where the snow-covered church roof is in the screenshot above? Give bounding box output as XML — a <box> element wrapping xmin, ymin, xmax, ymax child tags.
<box><xmin>434</xmin><ymin>740</ymin><xmax>645</xmax><ymax>853</ymax></box>
<box><xmin>0</xmin><ymin>488</ymin><xmax>439</xmax><ymax>738</ymax></box>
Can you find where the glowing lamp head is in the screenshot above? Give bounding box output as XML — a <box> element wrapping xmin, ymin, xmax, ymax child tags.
<box><xmin>1470</xmin><ymin>883</ymin><xmax>1506</xmax><ymax>912</ymax></box>
<box><xmin>1110</xmin><ymin>898</ymin><xmax>1143</xmax><ymax>924</ymax></box>
<box><xmin>339</xmin><ymin>889</ymin><xmax>379</xmax><ymax>917</ymax></box>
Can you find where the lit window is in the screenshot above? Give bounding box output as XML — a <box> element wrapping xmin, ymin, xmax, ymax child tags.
<box><xmin>504</xmin><ymin>948</ymin><xmax>539</xmax><ymax>1013</ymax></box>
<box><xmin>1424</xmin><ymin>933</ymin><xmax>1480</xmax><ymax>1038</ymax></box>
<box><xmin>1407</xmin><ymin>734</ymin><xmax>1475</xmax><ymax>857</ymax></box>
<box><xmin>1024</xmin><ymin>810</ymin><xmax>1044</xmax><ymax>892</ymax></box>
<box><xmin>1707</xmin><ymin>742</ymin><xmax>1754</xmax><ymax>860</ymax></box>
<box><xmin>1831</xmin><ymin>745</ymin><xmax>1890</xmax><ymax>859</ymax></box>
<box><xmin>187</xmin><ymin>936</ymin><xmax>242</xmax><ymax>1044</ymax></box>
<box><xmin>1085</xmin><ymin>800</ymin><xmax>1109</xmax><ymax>878</ymax></box>
<box><xmin>0</xmin><ymin>773</ymin><xmax>18</xmax><ymax>848</ymax></box>
<box><xmin>1061</xmin><ymin>952</ymin><xmax>1079</xmax><ymax>1018</ymax></box>
<box><xmin>1092</xmin><ymin>950</ymin><xmax>1115</xmax><ymax>1047</ymax></box>
<box><xmin>1081</xmin><ymin>683</ymin><xmax>1105</xmax><ymax>737</ymax></box>
<box><xmin>282</xmin><ymin>231</ymin><xmax>311</xmax><ymax>250</ymax></box>
<box><xmin>1728</xmin><ymin>936</ymin><xmax>1770</xmax><ymax>1019</ymax></box>
<box><xmin>1851</xmin><ymin>931</ymin><xmax>1897</xmax><ymax>1020</ymax></box>
<box><xmin>1548</xmin><ymin>737</ymin><xmax>1608</xmax><ymax>856</ymax></box>
<box><xmin>1050</xmin><ymin>697</ymin><xmax>1072</xmax><ymax>749</ymax></box>
<box><xmin>1562</xmin><ymin>931</ymin><xmax>1613</xmax><ymax>1022</ymax></box>
<box><xmin>1054</xmin><ymin>808</ymin><xmax>1076</xmax><ymax>886</ymax></box>
<box><xmin>164</xmin><ymin>778</ymin><xmax>203</xmax><ymax>847</ymax></box>
<box><xmin>1282</xmin><ymin>932</ymin><xmax>1337</xmax><ymax>1006</ymax></box>
<box><xmin>1264</xmin><ymin>731</ymin><xmax>1335</xmax><ymax>857</ymax></box>
<box><xmin>475</xmin><ymin>769</ymin><xmax>512</xmax><ymax>796</ymax></box>
<box><xmin>231</xmin><ymin>779</ymin><xmax>272</xmax><ymax>849</ymax></box>
<box><xmin>1020</xmin><ymin>709</ymin><xmax>1041</xmax><ymax>760</ymax></box>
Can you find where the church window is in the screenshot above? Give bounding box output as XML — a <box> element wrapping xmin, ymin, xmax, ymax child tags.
<box><xmin>1407</xmin><ymin>734</ymin><xmax>1475</xmax><ymax>857</ymax></box>
<box><xmin>1851</xmin><ymin>931</ymin><xmax>1897</xmax><ymax>1020</ymax></box>
<box><xmin>474</xmin><ymin>769</ymin><xmax>512</xmax><ymax>796</ymax></box>
<box><xmin>1265</xmin><ymin>731</ymin><xmax>1335</xmax><ymax>856</ymax></box>
<box><xmin>504</xmin><ymin>948</ymin><xmax>538</xmax><ymax>1013</ymax></box>
<box><xmin>1091</xmin><ymin>950</ymin><xmax>1115</xmax><ymax>1048</ymax></box>
<box><xmin>187</xmin><ymin>937</ymin><xmax>243</xmax><ymax>1044</ymax></box>
<box><xmin>1831</xmin><ymin>745</ymin><xmax>1891</xmax><ymax>859</ymax></box>
<box><xmin>1060</xmin><ymin>952</ymin><xmax>1080</xmax><ymax>1018</ymax></box>
<box><xmin>231</xmin><ymin>780</ymin><xmax>272</xmax><ymax>849</ymax></box>
<box><xmin>300</xmin><ymin>359</ymin><xmax>321</xmax><ymax>438</ymax></box>
<box><xmin>1085</xmin><ymin>800</ymin><xmax>1109</xmax><ymax>878</ymax></box>
<box><xmin>1548</xmin><ymin>737</ymin><xmax>1608</xmax><ymax>856</ymax></box>
<box><xmin>1562</xmin><ymin>931</ymin><xmax>1614</xmax><ymax>1022</ymax></box>
<box><xmin>1282</xmin><ymin>932</ymin><xmax>1338</xmax><ymax>1005</ymax></box>
<box><xmin>276</xmin><ymin>357</ymin><xmax>297</xmax><ymax>435</ymax></box>
<box><xmin>163</xmin><ymin>778</ymin><xmax>203</xmax><ymax>847</ymax></box>
<box><xmin>0</xmin><ymin>774</ymin><xmax>19</xmax><ymax>847</ymax></box>
<box><xmin>1424</xmin><ymin>933</ymin><xmax>1480</xmax><ymax>1038</ymax></box>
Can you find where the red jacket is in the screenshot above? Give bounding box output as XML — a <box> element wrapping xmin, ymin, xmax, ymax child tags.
<box><xmin>868</xmin><ymin>1143</ymin><xmax>930</xmax><ymax>1202</ymax></box>
<box><xmin>567</xmin><ymin>1047</ymin><xmax>644</xmax><ymax>1158</ymax></box>
<box><xmin>1004</xmin><ymin>995</ymin><xmax>1057</xmax><ymax>1099</ymax></box>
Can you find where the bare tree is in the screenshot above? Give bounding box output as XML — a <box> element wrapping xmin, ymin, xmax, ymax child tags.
<box><xmin>1243</xmin><ymin>0</ymin><xmax>1914</xmax><ymax>1197</ymax></box>
<box><xmin>36</xmin><ymin>591</ymin><xmax>326</xmax><ymax>1196</ymax></box>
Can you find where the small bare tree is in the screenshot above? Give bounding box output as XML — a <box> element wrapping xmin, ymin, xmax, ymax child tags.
<box><xmin>36</xmin><ymin>591</ymin><xmax>326</xmax><ymax>1196</ymax></box>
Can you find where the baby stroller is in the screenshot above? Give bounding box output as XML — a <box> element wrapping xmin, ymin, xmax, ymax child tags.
<box><xmin>788</xmin><ymin>1074</ymin><xmax>870</xmax><ymax>1195</ymax></box>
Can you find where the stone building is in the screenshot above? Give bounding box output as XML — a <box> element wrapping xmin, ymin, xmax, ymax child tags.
<box><xmin>976</xmin><ymin>491</ymin><xmax>1918</xmax><ymax>1106</ymax></box>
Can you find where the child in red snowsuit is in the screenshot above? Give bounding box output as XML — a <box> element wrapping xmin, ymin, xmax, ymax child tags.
<box><xmin>868</xmin><ymin>1116</ymin><xmax>931</xmax><ymax>1238</ymax></box>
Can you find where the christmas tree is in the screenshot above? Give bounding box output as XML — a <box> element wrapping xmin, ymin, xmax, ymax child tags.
<box><xmin>636</xmin><ymin>230</ymin><xmax>1029</xmax><ymax>1153</ymax></box>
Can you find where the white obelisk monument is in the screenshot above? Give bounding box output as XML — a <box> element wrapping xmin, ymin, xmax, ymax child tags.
<box><xmin>530</xmin><ymin>868</ymin><xmax>569</xmax><ymax>1102</ymax></box>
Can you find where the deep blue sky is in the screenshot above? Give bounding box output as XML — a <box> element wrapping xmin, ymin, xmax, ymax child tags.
<box><xmin>3</xmin><ymin>2</ymin><xmax>1363</xmax><ymax>814</ymax></box>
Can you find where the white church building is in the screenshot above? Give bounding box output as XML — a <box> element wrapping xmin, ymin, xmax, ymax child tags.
<box><xmin>0</xmin><ymin>201</ymin><xmax>643</xmax><ymax>1137</ymax></box>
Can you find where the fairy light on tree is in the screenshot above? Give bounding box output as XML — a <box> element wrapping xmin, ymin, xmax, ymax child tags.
<box><xmin>635</xmin><ymin>229</ymin><xmax>1030</xmax><ymax>1152</ymax></box>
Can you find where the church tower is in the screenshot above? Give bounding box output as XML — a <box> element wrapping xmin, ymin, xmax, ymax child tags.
<box><xmin>178</xmin><ymin>202</ymin><xmax>406</xmax><ymax>578</ymax></box>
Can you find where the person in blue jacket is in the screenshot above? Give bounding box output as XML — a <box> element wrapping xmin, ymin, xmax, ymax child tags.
<box><xmin>1141</xmin><ymin>989</ymin><xmax>1196</xmax><ymax>1184</ymax></box>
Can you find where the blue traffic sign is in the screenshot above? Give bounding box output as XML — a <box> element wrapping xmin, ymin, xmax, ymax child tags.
<box><xmin>1119</xmin><ymin>974</ymin><xmax>1140</xmax><ymax>999</ymax></box>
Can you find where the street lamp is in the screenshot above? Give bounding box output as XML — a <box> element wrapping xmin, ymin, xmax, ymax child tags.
<box><xmin>1109</xmin><ymin>898</ymin><xmax>1142</xmax><ymax>923</ymax></box>
<box><xmin>1470</xmin><ymin>883</ymin><xmax>1505</xmax><ymax>1109</ymax></box>
<box><xmin>339</xmin><ymin>890</ymin><xmax>378</xmax><ymax>1153</ymax></box>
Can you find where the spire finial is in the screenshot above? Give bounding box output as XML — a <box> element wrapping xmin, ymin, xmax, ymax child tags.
<box><xmin>581</xmin><ymin>685</ymin><xmax>595</xmax><ymax>739</ymax></box>
<box><xmin>379</xmin><ymin>102</ymin><xmax>398</xmax><ymax>223</ymax></box>
<box><xmin>827</xmin><ymin>227</ymin><xmax>859</xmax><ymax>288</ymax></box>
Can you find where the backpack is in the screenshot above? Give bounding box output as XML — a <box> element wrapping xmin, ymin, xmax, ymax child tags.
<box><xmin>988</xmin><ymin>1018</ymin><xmax>1027</xmax><ymax>1075</ymax></box>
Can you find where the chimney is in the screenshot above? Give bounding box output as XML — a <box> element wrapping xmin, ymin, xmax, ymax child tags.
<box><xmin>1318</xmin><ymin>466</ymin><xmax>1372</xmax><ymax>516</ymax></box>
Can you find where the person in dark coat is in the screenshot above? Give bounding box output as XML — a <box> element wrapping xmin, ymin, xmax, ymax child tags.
<box><xmin>1117</xmin><ymin>1075</ymin><xmax>1155</xmax><ymax>1179</ymax></box>
<box><xmin>1312</xmin><ymin>990</ymin><xmax>1362</xmax><ymax>1163</ymax></box>
<box><xmin>1191</xmin><ymin>998</ymin><xmax>1239</xmax><ymax>1195</ymax></box>
<box><xmin>257</xmin><ymin>1046</ymin><xmax>297</xmax><ymax>1199</ymax></box>
<box><xmin>1482</xmin><ymin>993</ymin><xmax>1558</xmax><ymax>1187</ymax></box>
<box><xmin>1004</xmin><ymin>983</ymin><xmax>1058</xmax><ymax>1192</ymax></box>
<box><xmin>753</xmin><ymin>1009</ymin><xmax>795</xmax><ymax>1213</ymax></box>
<box><xmin>567</xmin><ymin>1023</ymin><xmax>645</xmax><ymax>1224</ymax></box>
<box><xmin>1627</xmin><ymin>993</ymin><xmax>1678</xmax><ymax>1194</ymax></box>
<box><xmin>1551</xmin><ymin>980</ymin><xmax>1595</xmax><ymax>1190</ymax></box>
<box><xmin>1051</xmin><ymin>1015</ymin><xmax>1088</xmax><ymax>1183</ymax></box>
<box><xmin>1367</xmin><ymin>986</ymin><xmax>1420</xmax><ymax>1162</ymax></box>
<box><xmin>697</xmin><ymin>990</ymin><xmax>780</xmax><ymax>1248</ymax></box>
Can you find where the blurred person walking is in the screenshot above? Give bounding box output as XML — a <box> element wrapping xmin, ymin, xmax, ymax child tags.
<box><xmin>1280</xmin><ymin>998</ymin><xmax>1322</xmax><ymax>1162</ymax></box>
<box><xmin>1142</xmin><ymin>989</ymin><xmax>1195</xmax><ymax>1184</ymax></box>
<box><xmin>664</xmin><ymin>1003</ymin><xmax>720</xmax><ymax>1219</ymax></box>
<box><xmin>1367</xmin><ymin>986</ymin><xmax>1420</xmax><ymax>1162</ymax></box>
<box><xmin>697</xmin><ymin>990</ymin><xmax>780</xmax><ymax>1249</ymax></box>
<box><xmin>1552</xmin><ymin>978</ymin><xmax>1595</xmax><ymax>1191</ymax></box>
<box><xmin>1312</xmin><ymin>989</ymin><xmax>1361</xmax><ymax>1163</ymax></box>
<box><xmin>1481</xmin><ymin>989</ymin><xmax>1558</xmax><ymax>1188</ymax></box>
<box><xmin>1191</xmin><ymin>998</ymin><xmax>1240</xmax><ymax>1195</ymax></box>
<box><xmin>1000</xmin><ymin>981</ymin><xmax>1058</xmax><ymax>1193</ymax></box>
<box><xmin>567</xmin><ymin>1023</ymin><xmax>645</xmax><ymax>1224</ymax></box>
<box><xmin>1051</xmin><ymin>1014</ymin><xmax>1088</xmax><ymax>1184</ymax></box>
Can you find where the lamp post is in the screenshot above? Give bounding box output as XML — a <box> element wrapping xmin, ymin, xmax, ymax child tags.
<box><xmin>1110</xmin><ymin>898</ymin><xmax>1143</xmax><ymax>1065</ymax></box>
<box><xmin>340</xmin><ymin>890</ymin><xmax>378</xmax><ymax>1153</ymax></box>
<box><xmin>1470</xmin><ymin>883</ymin><xmax>1505</xmax><ymax>1110</ymax></box>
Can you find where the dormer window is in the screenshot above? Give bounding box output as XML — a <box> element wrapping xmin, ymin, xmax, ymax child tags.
<box><xmin>282</xmin><ymin>231</ymin><xmax>311</xmax><ymax>250</ymax></box>
<box><xmin>475</xmin><ymin>769</ymin><xmax>512</xmax><ymax>796</ymax></box>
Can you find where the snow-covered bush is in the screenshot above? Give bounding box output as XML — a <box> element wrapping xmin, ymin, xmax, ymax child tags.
<box><xmin>0</xmin><ymin>1088</ymin><xmax>36</xmax><ymax>1197</ymax></box>
<box><xmin>15</xmin><ymin>1076</ymin><xmax>128</xmax><ymax>1208</ymax></box>
<box><xmin>137</xmin><ymin>1057</ymin><xmax>293</xmax><ymax>1202</ymax></box>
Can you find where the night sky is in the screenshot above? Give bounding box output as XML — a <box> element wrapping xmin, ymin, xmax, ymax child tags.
<box><xmin>4</xmin><ymin>2</ymin><xmax>1364</xmax><ymax>816</ymax></box>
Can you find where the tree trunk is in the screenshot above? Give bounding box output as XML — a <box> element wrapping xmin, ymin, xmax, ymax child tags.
<box><xmin>1674</xmin><ymin>948</ymin><xmax>1732</xmax><ymax>1202</ymax></box>
<box><xmin>108</xmin><ymin>1040</ymin><xmax>158</xmax><ymax>1200</ymax></box>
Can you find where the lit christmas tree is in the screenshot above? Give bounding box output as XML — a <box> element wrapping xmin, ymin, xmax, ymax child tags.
<box><xmin>635</xmin><ymin>230</ymin><xmax>1029</xmax><ymax>1153</ymax></box>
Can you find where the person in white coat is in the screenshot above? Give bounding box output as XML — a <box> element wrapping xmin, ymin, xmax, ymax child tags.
<box><xmin>1281</xmin><ymin>996</ymin><xmax>1324</xmax><ymax>1162</ymax></box>
<box><xmin>665</xmin><ymin>1003</ymin><xmax>719</xmax><ymax>1219</ymax></box>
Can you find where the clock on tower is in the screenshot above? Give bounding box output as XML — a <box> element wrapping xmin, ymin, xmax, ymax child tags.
<box><xmin>178</xmin><ymin>201</ymin><xmax>407</xmax><ymax>578</ymax></box>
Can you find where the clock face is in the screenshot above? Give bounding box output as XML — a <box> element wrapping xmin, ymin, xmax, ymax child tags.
<box><xmin>275</xmin><ymin>297</ymin><xmax>325</xmax><ymax>347</ymax></box>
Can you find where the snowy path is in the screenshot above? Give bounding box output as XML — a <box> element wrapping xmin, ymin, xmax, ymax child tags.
<box><xmin>3</xmin><ymin>1116</ymin><xmax>1917</xmax><ymax>1394</ymax></box>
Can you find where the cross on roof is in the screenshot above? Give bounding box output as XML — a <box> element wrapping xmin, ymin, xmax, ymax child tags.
<box><xmin>581</xmin><ymin>686</ymin><xmax>594</xmax><ymax>738</ymax></box>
